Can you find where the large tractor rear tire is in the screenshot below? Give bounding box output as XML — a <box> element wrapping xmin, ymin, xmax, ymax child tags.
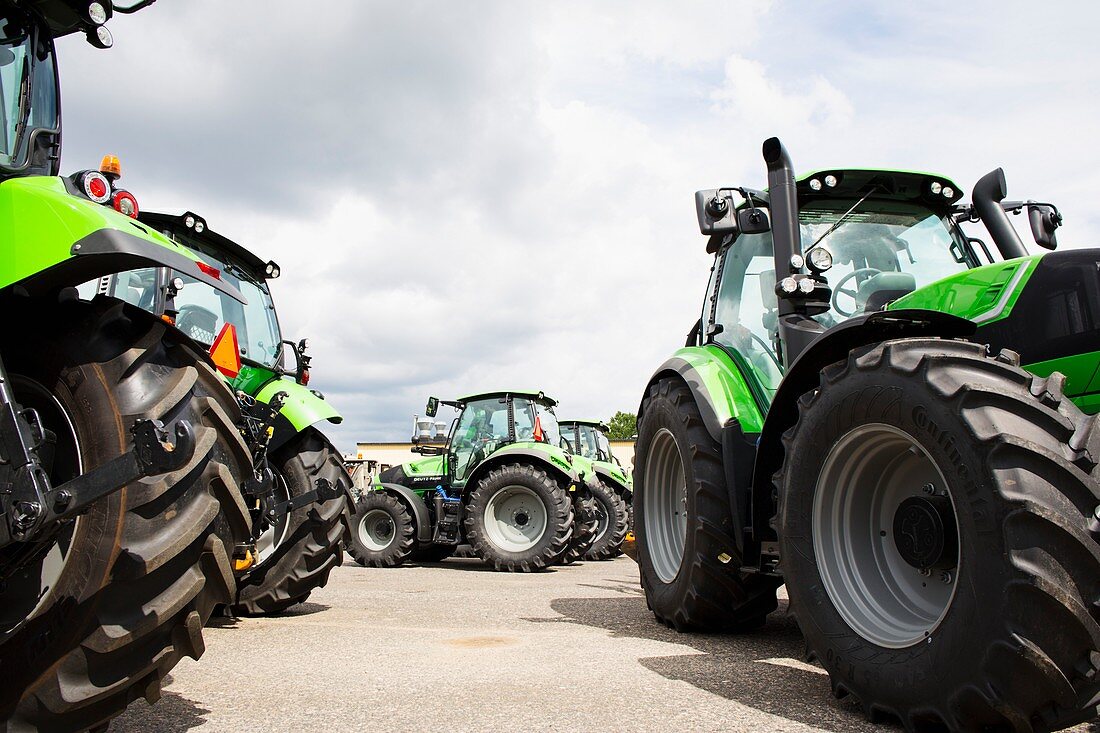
<box><xmin>779</xmin><ymin>338</ymin><xmax>1100</xmax><ymax>732</ymax></box>
<box><xmin>635</xmin><ymin>377</ymin><xmax>780</xmax><ymax>631</ymax></box>
<box><xmin>560</xmin><ymin>491</ymin><xmax>599</xmax><ymax>565</ymax></box>
<box><xmin>347</xmin><ymin>491</ymin><xmax>415</xmax><ymax>567</ymax></box>
<box><xmin>465</xmin><ymin>463</ymin><xmax>572</xmax><ymax>572</ymax></box>
<box><xmin>232</xmin><ymin>429</ymin><xmax>351</xmax><ymax>615</ymax></box>
<box><xmin>585</xmin><ymin>480</ymin><xmax>630</xmax><ymax>560</ymax></box>
<box><xmin>0</xmin><ymin>295</ymin><xmax>252</xmax><ymax>732</ymax></box>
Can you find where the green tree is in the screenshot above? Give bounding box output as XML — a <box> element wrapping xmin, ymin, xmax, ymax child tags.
<box><xmin>607</xmin><ymin>411</ymin><xmax>637</xmax><ymax>440</ymax></box>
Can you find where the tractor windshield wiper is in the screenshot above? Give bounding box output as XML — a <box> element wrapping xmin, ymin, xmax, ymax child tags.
<box><xmin>809</xmin><ymin>184</ymin><xmax>883</xmax><ymax>250</ymax></box>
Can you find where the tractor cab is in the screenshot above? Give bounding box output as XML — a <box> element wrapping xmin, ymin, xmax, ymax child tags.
<box><xmin>560</xmin><ymin>420</ymin><xmax>614</xmax><ymax>463</ymax></box>
<box><xmin>418</xmin><ymin>390</ymin><xmax>565</xmax><ymax>487</ymax></box>
<box><xmin>96</xmin><ymin>211</ymin><xmax>317</xmax><ymax>389</ymax></box>
<box><xmin>697</xmin><ymin>170</ymin><xmax>983</xmax><ymax>395</ymax></box>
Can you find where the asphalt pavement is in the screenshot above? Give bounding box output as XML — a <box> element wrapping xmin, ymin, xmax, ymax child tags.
<box><xmin>109</xmin><ymin>556</ymin><xmax>1100</xmax><ymax>732</ymax></box>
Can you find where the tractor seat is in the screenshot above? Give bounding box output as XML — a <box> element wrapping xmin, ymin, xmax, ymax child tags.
<box><xmin>859</xmin><ymin>272</ymin><xmax>917</xmax><ymax>312</ymax></box>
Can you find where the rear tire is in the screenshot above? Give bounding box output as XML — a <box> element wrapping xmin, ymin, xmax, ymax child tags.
<box><xmin>635</xmin><ymin>377</ymin><xmax>779</xmax><ymax>631</ymax></box>
<box><xmin>465</xmin><ymin>463</ymin><xmax>572</xmax><ymax>572</ymax></box>
<box><xmin>779</xmin><ymin>339</ymin><xmax>1100</xmax><ymax>732</ymax></box>
<box><xmin>585</xmin><ymin>480</ymin><xmax>630</xmax><ymax>560</ymax></box>
<box><xmin>231</xmin><ymin>429</ymin><xmax>352</xmax><ymax>615</ymax></box>
<box><xmin>347</xmin><ymin>492</ymin><xmax>415</xmax><ymax>568</ymax></box>
<box><xmin>0</xmin><ymin>296</ymin><xmax>251</xmax><ymax>732</ymax></box>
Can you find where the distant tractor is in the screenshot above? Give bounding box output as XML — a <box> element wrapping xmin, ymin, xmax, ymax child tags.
<box><xmin>560</xmin><ymin>420</ymin><xmax>632</xmax><ymax>559</ymax></box>
<box><xmin>348</xmin><ymin>391</ymin><xmax>589</xmax><ymax>571</ymax></box>
<box><xmin>632</xmin><ymin>136</ymin><xmax>1100</xmax><ymax>730</ymax></box>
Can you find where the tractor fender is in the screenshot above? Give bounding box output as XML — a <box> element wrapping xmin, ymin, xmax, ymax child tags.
<box><xmin>593</xmin><ymin>464</ymin><xmax>631</xmax><ymax>496</ymax></box>
<box><xmin>375</xmin><ymin>482</ymin><xmax>434</xmax><ymax>543</ymax></box>
<box><xmin>256</xmin><ymin>379</ymin><xmax>342</xmax><ymax>453</ymax></box>
<box><xmin>0</xmin><ymin>177</ymin><xmax>243</xmax><ymax>302</ymax></box>
<box><xmin>750</xmin><ymin>309</ymin><xmax>975</xmax><ymax>541</ymax></box>
<box><xmin>464</xmin><ymin>445</ymin><xmax>579</xmax><ymax>494</ymax></box>
<box><xmin>638</xmin><ymin>347</ymin><xmax>766</xmax><ymax>443</ymax></box>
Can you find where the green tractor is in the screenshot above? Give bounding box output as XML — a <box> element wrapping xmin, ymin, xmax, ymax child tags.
<box><xmin>0</xmin><ymin>2</ymin><xmax>259</xmax><ymax>730</ymax></box>
<box><xmin>348</xmin><ymin>390</ymin><xmax>594</xmax><ymax>571</ymax></box>
<box><xmin>560</xmin><ymin>419</ymin><xmax>632</xmax><ymax>559</ymax></box>
<box><xmin>98</xmin><ymin>209</ymin><xmax>354</xmax><ymax>615</ymax></box>
<box><xmin>633</xmin><ymin>136</ymin><xmax>1100</xmax><ymax>731</ymax></box>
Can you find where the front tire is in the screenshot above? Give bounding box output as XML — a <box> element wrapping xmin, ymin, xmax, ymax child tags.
<box><xmin>0</xmin><ymin>296</ymin><xmax>252</xmax><ymax>732</ymax></box>
<box><xmin>635</xmin><ymin>377</ymin><xmax>779</xmax><ymax>631</ymax></box>
<box><xmin>232</xmin><ymin>429</ymin><xmax>352</xmax><ymax>615</ymax></box>
<box><xmin>779</xmin><ymin>338</ymin><xmax>1100</xmax><ymax>731</ymax></box>
<box><xmin>347</xmin><ymin>491</ymin><xmax>415</xmax><ymax>567</ymax></box>
<box><xmin>465</xmin><ymin>463</ymin><xmax>572</xmax><ymax>572</ymax></box>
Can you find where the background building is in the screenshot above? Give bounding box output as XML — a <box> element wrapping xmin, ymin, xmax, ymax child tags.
<box><xmin>349</xmin><ymin>440</ymin><xmax>636</xmax><ymax>475</ymax></box>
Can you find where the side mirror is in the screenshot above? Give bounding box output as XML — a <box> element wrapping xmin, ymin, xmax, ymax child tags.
<box><xmin>426</xmin><ymin>397</ymin><xmax>439</xmax><ymax>418</ymax></box>
<box><xmin>1027</xmin><ymin>202</ymin><xmax>1061</xmax><ymax>250</ymax></box>
<box><xmin>695</xmin><ymin>189</ymin><xmax>771</xmax><ymax>235</ymax></box>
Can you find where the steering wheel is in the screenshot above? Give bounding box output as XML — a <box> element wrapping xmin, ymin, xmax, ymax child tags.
<box><xmin>830</xmin><ymin>268</ymin><xmax>882</xmax><ymax>317</ymax></box>
<box><xmin>748</xmin><ymin>331</ymin><xmax>783</xmax><ymax>372</ymax></box>
<box><xmin>176</xmin><ymin>305</ymin><xmax>220</xmax><ymax>343</ymax></box>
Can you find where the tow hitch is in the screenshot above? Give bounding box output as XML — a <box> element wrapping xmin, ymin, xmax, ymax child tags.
<box><xmin>0</xmin><ymin>355</ymin><xmax>196</xmax><ymax>549</ymax></box>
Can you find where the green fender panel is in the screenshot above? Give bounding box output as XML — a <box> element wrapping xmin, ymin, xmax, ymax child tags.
<box><xmin>255</xmin><ymin>377</ymin><xmax>342</xmax><ymax>432</ymax></box>
<box><xmin>570</xmin><ymin>454</ymin><xmax>601</xmax><ymax>491</ymax></box>
<box><xmin>462</xmin><ymin>442</ymin><xmax>580</xmax><ymax>492</ymax></box>
<box><xmin>593</xmin><ymin>461</ymin><xmax>632</xmax><ymax>492</ymax></box>
<box><xmin>0</xmin><ymin>176</ymin><xmax>241</xmax><ymax>301</ymax></box>
<box><xmin>642</xmin><ymin>345</ymin><xmax>767</xmax><ymax>443</ymax></box>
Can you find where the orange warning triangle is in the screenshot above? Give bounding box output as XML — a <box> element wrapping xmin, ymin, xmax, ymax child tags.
<box><xmin>209</xmin><ymin>323</ymin><xmax>241</xmax><ymax>378</ymax></box>
<box><xmin>532</xmin><ymin>416</ymin><xmax>544</xmax><ymax>443</ymax></box>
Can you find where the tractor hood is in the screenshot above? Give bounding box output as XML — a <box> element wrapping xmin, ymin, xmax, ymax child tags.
<box><xmin>891</xmin><ymin>249</ymin><xmax>1100</xmax><ymax>409</ymax></box>
<box><xmin>594</xmin><ymin>460</ymin><xmax>632</xmax><ymax>490</ymax></box>
<box><xmin>0</xmin><ymin>176</ymin><xmax>244</xmax><ymax>302</ymax></box>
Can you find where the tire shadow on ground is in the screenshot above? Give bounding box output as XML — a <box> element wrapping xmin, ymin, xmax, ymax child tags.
<box><xmin>540</xmin><ymin>590</ymin><xmax>897</xmax><ymax>733</ymax></box>
<box><xmin>110</xmin><ymin>678</ymin><xmax>210</xmax><ymax>732</ymax></box>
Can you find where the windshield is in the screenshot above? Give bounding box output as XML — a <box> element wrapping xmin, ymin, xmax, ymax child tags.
<box><xmin>0</xmin><ymin>14</ymin><xmax>58</xmax><ymax>174</ymax></box>
<box><xmin>707</xmin><ymin>200</ymin><xmax>972</xmax><ymax>394</ymax></box>
<box><xmin>573</xmin><ymin>424</ymin><xmax>608</xmax><ymax>461</ymax></box>
<box><xmin>108</xmin><ymin>253</ymin><xmax>283</xmax><ymax>369</ymax></box>
<box><xmin>514</xmin><ymin>398</ymin><xmax>561</xmax><ymax>446</ymax></box>
<box><xmin>451</xmin><ymin>397</ymin><xmax>510</xmax><ymax>480</ymax></box>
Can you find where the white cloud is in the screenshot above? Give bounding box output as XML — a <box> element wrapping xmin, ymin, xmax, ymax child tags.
<box><xmin>48</xmin><ymin>1</ymin><xmax>1100</xmax><ymax>450</ymax></box>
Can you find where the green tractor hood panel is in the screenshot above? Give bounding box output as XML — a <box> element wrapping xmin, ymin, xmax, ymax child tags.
<box><xmin>255</xmin><ymin>378</ymin><xmax>342</xmax><ymax>432</ymax></box>
<box><xmin>0</xmin><ymin>176</ymin><xmax>244</xmax><ymax>303</ymax></box>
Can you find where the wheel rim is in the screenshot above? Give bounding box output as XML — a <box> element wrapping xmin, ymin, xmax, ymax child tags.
<box><xmin>644</xmin><ymin>428</ymin><xmax>687</xmax><ymax>583</ymax></box>
<box><xmin>357</xmin><ymin>509</ymin><xmax>396</xmax><ymax>552</ymax></box>
<box><xmin>593</xmin><ymin>498</ymin><xmax>609</xmax><ymax>544</ymax></box>
<box><xmin>0</xmin><ymin>376</ymin><xmax>82</xmax><ymax>638</ymax></box>
<box><xmin>254</xmin><ymin>472</ymin><xmax>292</xmax><ymax>564</ymax></box>
<box><xmin>483</xmin><ymin>485</ymin><xmax>547</xmax><ymax>553</ymax></box>
<box><xmin>814</xmin><ymin>423</ymin><xmax>960</xmax><ymax>648</ymax></box>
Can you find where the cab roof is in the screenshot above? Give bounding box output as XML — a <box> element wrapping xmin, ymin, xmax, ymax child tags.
<box><xmin>796</xmin><ymin>168</ymin><xmax>964</xmax><ymax>206</ymax></box>
<box><xmin>140</xmin><ymin>211</ymin><xmax>271</xmax><ymax>281</ymax></box>
<box><xmin>560</xmin><ymin>419</ymin><xmax>609</xmax><ymax>431</ymax></box>
<box><xmin>457</xmin><ymin>390</ymin><xmax>557</xmax><ymax>407</ymax></box>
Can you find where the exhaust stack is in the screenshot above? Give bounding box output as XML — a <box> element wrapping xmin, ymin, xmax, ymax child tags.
<box><xmin>763</xmin><ymin>137</ymin><xmax>800</xmax><ymax>319</ymax></box>
<box><xmin>972</xmin><ymin>169</ymin><xmax>1027</xmax><ymax>260</ymax></box>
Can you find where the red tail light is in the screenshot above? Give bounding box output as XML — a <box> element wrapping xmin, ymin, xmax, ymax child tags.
<box><xmin>300</xmin><ymin>368</ymin><xmax>310</xmax><ymax>386</ymax></box>
<box><xmin>80</xmin><ymin>170</ymin><xmax>111</xmax><ymax>203</ymax></box>
<box><xmin>111</xmin><ymin>190</ymin><xmax>139</xmax><ymax>219</ymax></box>
<box><xmin>196</xmin><ymin>262</ymin><xmax>221</xmax><ymax>280</ymax></box>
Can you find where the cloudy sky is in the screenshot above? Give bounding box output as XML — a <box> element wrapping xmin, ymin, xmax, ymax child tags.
<box><xmin>56</xmin><ymin>1</ymin><xmax>1100</xmax><ymax>450</ymax></box>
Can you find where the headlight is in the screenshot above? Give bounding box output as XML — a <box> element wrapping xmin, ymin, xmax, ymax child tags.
<box><xmin>798</xmin><ymin>277</ymin><xmax>815</xmax><ymax>294</ymax></box>
<box><xmin>807</xmin><ymin>247</ymin><xmax>833</xmax><ymax>272</ymax></box>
